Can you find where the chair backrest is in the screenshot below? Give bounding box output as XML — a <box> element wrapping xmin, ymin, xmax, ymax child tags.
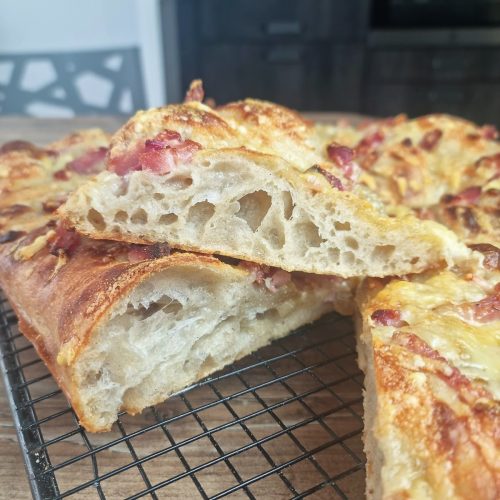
<box><xmin>0</xmin><ymin>48</ymin><xmax>145</xmax><ymax>116</ymax></box>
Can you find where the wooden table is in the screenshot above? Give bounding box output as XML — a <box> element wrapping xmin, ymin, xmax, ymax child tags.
<box><xmin>0</xmin><ymin>115</ymin><xmax>365</xmax><ymax>499</ymax></box>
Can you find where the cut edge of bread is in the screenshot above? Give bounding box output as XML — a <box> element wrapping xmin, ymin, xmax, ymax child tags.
<box><xmin>60</xmin><ymin>149</ymin><xmax>473</xmax><ymax>278</ymax></box>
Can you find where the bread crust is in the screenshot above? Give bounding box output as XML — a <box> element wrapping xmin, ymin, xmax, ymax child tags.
<box><xmin>356</xmin><ymin>267</ymin><xmax>500</xmax><ymax>499</ymax></box>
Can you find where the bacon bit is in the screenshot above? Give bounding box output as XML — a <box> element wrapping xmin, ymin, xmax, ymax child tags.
<box><xmin>53</xmin><ymin>168</ymin><xmax>71</xmax><ymax>181</ymax></box>
<box><xmin>441</xmin><ymin>186</ymin><xmax>482</xmax><ymax>206</ymax></box>
<box><xmin>0</xmin><ymin>230</ymin><xmax>26</xmax><ymax>244</ymax></box>
<box><xmin>66</xmin><ymin>147</ymin><xmax>107</xmax><ymax>174</ymax></box>
<box><xmin>112</xmin><ymin>130</ymin><xmax>202</xmax><ymax>176</ymax></box>
<box><xmin>326</xmin><ymin>143</ymin><xmax>359</xmax><ymax>180</ymax></box>
<box><xmin>461</xmin><ymin>208</ymin><xmax>480</xmax><ymax>233</ymax></box>
<box><xmin>468</xmin><ymin>243</ymin><xmax>500</xmax><ymax>270</ymax></box>
<box><xmin>327</xmin><ymin>142</ymin><xmax>354</xmax><ymax>166</ymax></box>
<box><xmin>49</xmin><ymin>225</ymin><xmax>81</xmax><ymax>256</ymax></box>
<box><xmin>371</xmin><ymin>309</ymin><xmax>408</xmax><ymax>327</ymax></box>
<box><xmin>392</xmin><ymin>332</ymin><xmax>446</xmax><ymax>362</ymax></box>
<box><xmin>475</xmin><ymin>152</ymin><xmax>500</xmax><ymax>172</ymax></box>
<box><xmin>356</xmin><ymin>130</ymin><xmax>385</xmax><ymax>157</ymax></box>
<box><xmin>268</xmin><ymin>269</ymin><xmax>292</xmax><ymax>292</ymax></box>
<box><xmin>457</xmin><ymin>284</ymin><xmax>500</xmax><ymax>323</ymax></box>
<box><xmin>311</xmin><ymin>166</ymin><xmax>345</xmax><ymax>191</ymax></box>
<box><xmin>0</xmin><ymin>204</ymin><xmax>31</xmax><ymax>217</ymax></box>
<box><xmin>401</xmin><ymin>138</ymin><xmax>413</xmax><ymax>147</ymax></box>
<box><xmin>127</xmin><ymin>243</ymin><xmax>171</xmax><ymax>262</ymax></box>
<box><xmin>419</xmin><ymin>129</ymin><xmax>443</xmax><ymax>151</ymax></box>
<box><xmin>480</xmin><ymin>124</ymin><xmax>498</xmax><ymax>140</ymax></box>
<box><xmin>184</xmin><ymin>79</ymin><xmax>205</xmax><ymax>103</ymax></box>
<box><xmin>139</xmin><ymin>148</ymin><xmax>177</xmax><ymax>175</ymax></box>
<box><xmin>238</xmin><ymin>262</ymin><xmax>291</xmax><ymax>292</ymax></box>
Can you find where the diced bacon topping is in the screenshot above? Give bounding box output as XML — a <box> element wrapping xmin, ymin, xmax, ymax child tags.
<box><xmin>53</xmin><ymin>168</ymin><xmax>71</xmax><ymax>181</ymax></box>
<box><xmin>184</xmin><ymin>79</ymin><xmax>205</xmax><ymax>103</ymax></box>
<box><xmin>110</xmin><ymin>130</ymin><xmax>202</xmax><ymax>176</ymax></box>
<box><xmin>311</xmin><ymin>166</ymin><xmax>345</xmax><ymax>191</ymax></box>
<box><xmin>371</xmin><ymin>309</ymin><xmax>408</xmax><ymax>327</ymax></box>
<box><xmin>0</xmin><ymin>230</ymin><xmax>26</xmax><ymax>244</ymax></box>
<box><xmin>401</xmin><ymin>138</ymin><xmax>413</xmax><ymax>147</ymax></box>
<box><xmin>468</xmin><ymin>243</ymin><xmax>500</xmax><ymax>270</ymax></box>
<box><xmin>127</xmin><ymin>243</ymin><xmax>171</xmax><ymax>262</ymax></box>
<box><xmin>66</xmin><ymin>147</ymin><xmax>107</xmax><ymax>174</ymax></box>
<box><xmin>441</xmin><ymin>186</ymin><xmax>482</xmax><ymax>206</ymax></box>
<box><xmin>327</xmin><ymin>143</ymin><xmax>354</xmax><ymax>166</ymax></box>
<box><xmin>356</xmin><ymin>130</ymin><xmax>385</xmax><ymax>157</ymax></box>
<box><xmin>326</xmin><ymin>143</ymin><xmax>359</xmax><ymax>181</ymax></box>
<box><xmin>419</xmin><ymin>129</ymin><xmax>443</xmax><ymax>151</ymax></box>
<box><xmin>392</xmin><ymin>332</ymin><xmax>446</xmax><ymax>362</ymax></box>
<box><xmin>457</xmin><ymin>284</ymin><xmax>500</xmax><ymax>323</ymax></box>
<box><xmin>49</xmin><ymin>225</ymin><xmax>81</xmax><ymax>256</ymax></box>
<box><xmin>268</xmin><ymin>269</ymin><xmax>292</xmax><ymax>291</ymax></box>
<box><xmin>238</xmin><ymin>262</ymin><xmax>291</xmax><ymax>292</ymax></box>
<box><xmin>480</xmin><ymin>124</ymin><xmax>498</xmax><ymax>140</ymax></box>
<box><xmin>475</xmin><ymin>152</ymin><xmax>500</xmax><ymax>172</ymax></box>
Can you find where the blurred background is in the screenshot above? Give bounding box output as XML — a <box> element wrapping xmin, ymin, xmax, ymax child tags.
<box><xmin>1</xmin><ymin>0</ymin><xmax>499</xmax><ymax>123</ymax></box>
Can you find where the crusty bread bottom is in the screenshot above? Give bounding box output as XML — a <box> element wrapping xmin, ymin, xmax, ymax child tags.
<box><xmin>69</xmin><ymin>264</ymin><xmax>337</xmax><ymax>432</ymax></box>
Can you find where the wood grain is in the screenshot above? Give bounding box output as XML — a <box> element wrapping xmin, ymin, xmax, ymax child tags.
<box><xmin>0</xmin><ymin>116</ymin><xmax>366</xmax><ymax>499</ymax></box>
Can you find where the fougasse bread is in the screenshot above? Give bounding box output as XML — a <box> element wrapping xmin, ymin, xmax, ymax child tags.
<box><xmin>0</xmin><ymin>130</ymin><xmax>354</xmax><ymax>432</ymax></box>
<box><xmin>59</xmin><ymin>82</ymin><xmax>471</xmax><ymax>279</ymax></box>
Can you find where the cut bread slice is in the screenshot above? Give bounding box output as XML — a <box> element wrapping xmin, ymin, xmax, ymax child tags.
<box><xmin>60</xmin><ymin>100</ymin><xmax>472</xmax><ymax>278</ymax></box>
<box><xmin>356</xmin><ymin>262</ymin><xmax>500</xmax><ymax>499</ymax></box>
<box><xmin>1</xmin><ymin>228</ymin><xmax>349</xmax><ymax>432</ymax></box>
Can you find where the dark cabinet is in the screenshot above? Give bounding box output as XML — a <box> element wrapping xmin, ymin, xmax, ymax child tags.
<box><xmin>199</xmin><ymin>0</ymin><xmax>367</xmax><ymax>41</ymax></box>
<box><xmin>201</xmin><ymin>44</ymin><xmax>363</xmax><ymax>110</ymax></box>
<box><xmin>365</xmin><ymin>83</ymin><xmax>500</xmax><ymax>124</ymax></box>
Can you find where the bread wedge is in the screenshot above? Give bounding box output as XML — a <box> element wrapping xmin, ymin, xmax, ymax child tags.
<box><xmin>59</xmin><ymin>100</ymin><xmax>471</xmax><ymax>278</ymax></box>
<box><xmin>0</xmin><ymin>130</ymin><xmax>353</xmax><ymax>432</ymax></box>
<box><xmin>356</xmin><ymin>259</ymin><xmax>499</xmax><ymax>499</ymax></box>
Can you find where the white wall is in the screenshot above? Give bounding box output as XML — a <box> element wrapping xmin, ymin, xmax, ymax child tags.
<box><xmin>0</xmin><ymin>0</ymin><xmax>167</xmax><ymax>109</ymax></box>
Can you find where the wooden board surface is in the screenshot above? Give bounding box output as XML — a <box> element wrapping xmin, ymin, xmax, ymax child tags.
<box><xmin>0</xmin><ymin>116</ymin><xmax>366</xmax><ymax>499</ymax></box>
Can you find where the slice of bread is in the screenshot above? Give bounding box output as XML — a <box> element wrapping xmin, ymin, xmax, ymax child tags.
<box><xmin>1</xmin><ymin>237</ymin><xmax>347</xmax><ymax>432</ymax></box>
<box><xmin>60</xmin><ymin>101</ymin><xmax>472</xmax><ymax>278</ymax></box>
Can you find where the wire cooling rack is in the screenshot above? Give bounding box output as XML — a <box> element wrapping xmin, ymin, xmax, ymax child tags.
<box><xmin>0</xmin><ymin>293</ymin><xmax>365</xmax><ymax>499</ymax></box>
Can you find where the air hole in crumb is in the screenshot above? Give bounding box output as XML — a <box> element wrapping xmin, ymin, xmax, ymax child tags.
<box><xmin>162</xmin><ymin>299</ymin><xmax>182</xmax><ymax>315</ymax></box>
<box><xmin>262</xmin><ymin>225</ymin><xmax>285</xmax><ymax>249</ymax></box>
<box><xmin>159</xmin><ymin>213</ymin><xmax>178</xmax><ymax>225</ymax></box>
<box><xmin>87</xmin><ymin>208</ymin><xmax>106</xmax><ymax>231</ymax></box>
<box><xmin>329</xmin><ymin>248</ymin><xmax>340</xmax><ymax>261</ymax></box>
<box><xmin>236</xmin><ymin>190</ymin><xmax>272</xmax><ymax>232</ymax></box>
<box><xmin>131</xmin><ymin>208</ymin><xmax>148</xmax><ymax>225</ymax></box>
<box><xmin>201</xmin><ymin>160</ymin><xmax>211</xmax><ymax>168</ymax></box>
<box><xmin>169</xmin><ymin>176</ymin><xmax>193</xmax><ymax>189</ymax></box>
<box><xmin>342</xmin><ymin>251</ymin><xmax>355</xmax><ymax>266</ymax></box>
<box><xmin>296</xmin><ymin>221</ymin><xmax>322</xmax><ymax>247</ymax></box>
<box><xmin>256</xmin><ymin>308</ymin><xmax>280</xmax><ymax>321</ymax></box>
<box><xmin>345</xmin><ymin>237</ymin><xmax>359</xmax><ymax>250</ymax></box>
<box><xmin>410</xmin><ymin>256</ymin><xmax>420</xmax><ymax>264</ymax></box>
<box><xmin>153</xmin><ymin>193</ymin><xmax>165</xmax><ymax>200</ymax></box>
<box><xmin>334</xmin><ymin>221</ymin><xmax>351</xmax><ymax>231</ymax></box>
<box><xmin>188</xmin><ymin>201</ymin><xmax>215</xmax><ymax>226</ymax></box>
<box><xmin>282</xmin><ymin>191</ymin><xmax>294</xmax><ymax>220</ymax></box>
<box><xmin>114</xmin><ymin>210</ymin><xmax>128</xmax><ymax>223</ymax></box>
<box><xmin>372</xmin><ymin>244</ymin><xmax>396</xmax><ymax>261</ymax></box>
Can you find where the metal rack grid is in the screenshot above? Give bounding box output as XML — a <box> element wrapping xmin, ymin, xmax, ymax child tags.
<box><xmin>0</xmin><ymin>293</ymin><xmax>365</xmax><ymax>499</ymax></box>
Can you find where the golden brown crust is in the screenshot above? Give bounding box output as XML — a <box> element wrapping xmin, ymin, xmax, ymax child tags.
<box><xmin>0</xmin><ymin>129</ymin><xmax>110</xmax><ymax>234</ymax></box>
<box><xmin>357</xmin><ymin>267</ymin><xmax>500</xmax><ymax>499</ymax></box>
